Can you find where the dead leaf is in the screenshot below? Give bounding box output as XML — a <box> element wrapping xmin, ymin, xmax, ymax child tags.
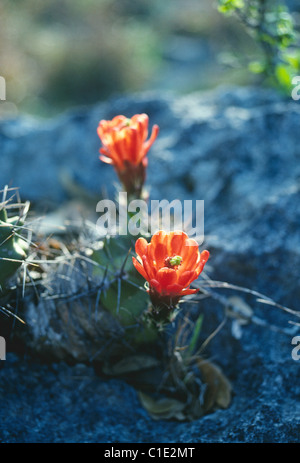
<box><xmin>197</xmin><ymin>359</ymin><xmax>232</xmax><ymax>412</ymax></box>
<box><xmin>102</xmin><ymin>354</ymin><xmax>160</xmax><ymax>376</ymax></box>
<box><xmin>138</xmin><ymin>391</ymin><xmax>186</xmax><ymax>420</ymax></box>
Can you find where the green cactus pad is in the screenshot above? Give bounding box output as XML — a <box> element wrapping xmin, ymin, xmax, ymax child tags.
<box><xmin>91</xmin><ymin>234</ymin><xmax>157</xmax><ymax>345</ymax></box>
<box><xmin>0</xmin><ymin>208</ymin><xmax>28</xmax><ymax>291</ymax></box>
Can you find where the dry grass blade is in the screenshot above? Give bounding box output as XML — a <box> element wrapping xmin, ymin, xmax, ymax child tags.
<box><xmin>198</xmin><ymin>280</ymin><xmax>300</xmax><ymax>318</ymax></box>
<box><xmin>0</xmin><ymin>305</ymin><xmax>26</xmax><ymax>324</ymax></box>
<box><xmin>193</xmin><ymin>315</ymin><xmax>228</xmax><ymax>358</ymax></box>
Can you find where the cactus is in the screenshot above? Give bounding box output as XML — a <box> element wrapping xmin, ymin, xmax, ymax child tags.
<box><xmin>0</xmin><ymin>199</ymin><xmax>28</xmax><ymax>293</ymax></box>
<box><xmin>18</xmin><ymin>230</ymin><xmax>159</xmax><ymax>363</ymax></box>
<box><xmin>91</xmin><ymin>234</ymin><xmax>158</xmax><ymax>347</ymax></box>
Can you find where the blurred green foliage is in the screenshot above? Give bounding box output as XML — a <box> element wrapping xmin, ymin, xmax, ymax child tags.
<box><xmin>0</xmin><ymin>0</ymin><xmax>299</xmax><ymax>117</ymax></box>
<box><xmin>218</xmin><ymin>0</ymin><xmax>300</xmax><ymax>93</ymax></box>
<box><xmin>0</xmin><ymin>0</ymin><xmax>163</xmax><ymax>116</ymax></box>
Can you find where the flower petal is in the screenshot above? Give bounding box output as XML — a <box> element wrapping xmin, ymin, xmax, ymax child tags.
<box><xmin>151</xmin><ymin>230</ymin><xmax>167</xmax><ymax>247</ymax></box>
<box><xmin>178</xmin><ymin>270</ymin><xmax>196</xmax><ymax>288</ymax></box>
<box><xmin>166</xmin><ymin>283</ymin><xmax>184</xmax><ymax>296</ymax></box>
<box><xmin>147</xmin><ymin>231</ymin><xmax>167</xmax><ymax>266</ymax></box>
<box><xmin>150</xmin><ymin>279</ymin><xmax>161</xmax><ymax>293</ymax></box>
<box><xmin>143</xmin><ymin>124</ymin><xmax>159</xmax><ymax>155</ymax></box>
<box><xmin>99</xmin><ymin>154</ymin><xmax>113</xmax><ymax>164</ymax></box>
<box><xmin>180</xmin><ymin>238</ymin><xmax>199</xmax><ymax>264</ymax></box>
<box><xmin>200</xmin><ymin>250</ymin><xmax>210</xmax><ymax>262</ymax></box>
<box><xmin>135</xmin><ymin>237</ymin><xmax>148</xmax><ymax>259</ymax></box>
<box><xmin>179</xmin><ymin>248</ymin><xmax>200</xmax><ymax>273</ymax></box>
<box><xmin>154</xmin><ymin>242</ymin><xmax>168</xmax><ymax>267</ymax></box>
<box><xmin>195</xmin><ymin>250</ymin><xmax>210</xmax><ymax>276</ymax></box>
<box><xmin>181</xmin><ymin>288</ymin><xmax>199</xmax><ymax>296</ymax></box>
<box><xmin>132</xmin><ymin>257</ymin><xmax>148</xmax><ymax>281</ymax></box>
<box><xmin>169</xmin><ymin>231</ymin><xmax>187</xmax><ymax>255</ymax></box>
<box><xmin>156</xmin><ymin>267</ymin><xmax>177</xmax><ymax>289</ymax></box>
<box><xmin>142</xmin><ymin>255</ymin><xmax>156</xmax><ymax>281</ymax></box>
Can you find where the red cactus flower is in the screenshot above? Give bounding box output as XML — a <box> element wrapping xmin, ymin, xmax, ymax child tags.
<box><xmin>97</xmin><ymin>114</ymin><xmax>159</xmax><ymax>197</ymax></box>
<box><xmin>132</xmin><ymin>230</ymin><xmax>209</xmax><ymax>317</ymax></box>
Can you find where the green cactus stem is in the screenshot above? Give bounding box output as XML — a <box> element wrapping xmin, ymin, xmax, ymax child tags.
<box><xmin>91</xmin><ymin>234</ymin><xmax>158</xmax><ymax>346</ymax></box>
<box><xmin>0</xmin><ymin>206</ymin><xmax>28</xmax><ymax>292</ymax></box>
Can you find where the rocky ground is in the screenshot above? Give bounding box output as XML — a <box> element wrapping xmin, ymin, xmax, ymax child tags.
<box><xmin>0</xmin><ymin>87</ymin><xmax>299</xmax><ymax>442</ymax></box>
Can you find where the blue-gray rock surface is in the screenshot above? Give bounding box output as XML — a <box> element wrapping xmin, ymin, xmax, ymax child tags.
<box><xmin>0</xmin><ymin>87</ymin><xmax>299</xmax><ymax>442</ymax></box>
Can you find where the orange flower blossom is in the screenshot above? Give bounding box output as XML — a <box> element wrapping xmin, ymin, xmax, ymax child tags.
<box><xmin>97</xmin><ymin>114</ymin><xmax>159</xmax><ymax>197</ymax></box>
<box><xmin>132</xmin><ymin>230</ymin><xmax>210</xmax><ymax>316</ymax></box>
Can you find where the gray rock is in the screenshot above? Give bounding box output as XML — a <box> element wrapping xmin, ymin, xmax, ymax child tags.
<box><xmin>0</xmin><ymin>349</ymin><xmax>299</xmax><ymax>443</ymax></box>
<box><xmin>0</xmin><ymin>87</ymin><xmax>300</xmax><ymax>442</ymax></box>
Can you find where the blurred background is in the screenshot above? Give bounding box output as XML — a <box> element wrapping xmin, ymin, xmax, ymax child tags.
<box><xmin>0</xmin><ymin>0</ymin><xmax>293</xmax><ymax>118</ymax></box>
<box><xmin>0</xmin><ymin>0</ymin><xmax>299</xmax><ymax>119</ymax></box>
